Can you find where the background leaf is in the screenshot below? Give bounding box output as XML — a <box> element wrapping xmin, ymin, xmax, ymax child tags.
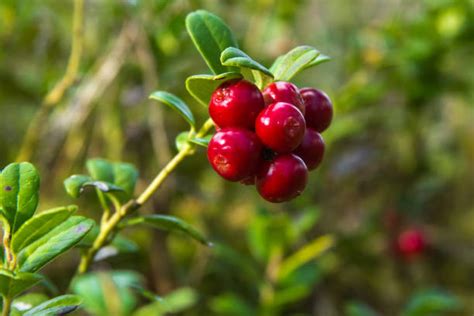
<box><xmin>11</xmin><ymin>205</ymin><xmax>77</xmax><ymax>254</ymax></box>
<box><xmin>0</xmin><ymin>162</ymin><xmax>40</xmax><ymax>232</ymax></box>
<box><xmin>186</xmin><ymin>10</ymin><xmax>238</xmax><ymax>74</ymax></box>
<box><xmin>186</xmin><ymin>72</ymin><xmax>242</xmax><ymax>107</ymax></box>
<box><xmin>149</xmin><ymin>91</ymin><xmax>196</xmax><ymax>129</ymax></box>
<box><xmin>134</xmin><ymin>287</ymin><xmax>198</xmax><ymax>316</ymax></box>
<box><xmin>271</xmin><ymin>46</ymin><xmax>320</xmax><ymax>81</ymax></box>
<box><xmin>71</xmin><ymin>271</ymin><xmax>142</xmax><ymax>316</ymax></box>
<box><xmin>402</xmin><ymin>290</ymin><xmax>461</xmax><ymax>316</ymax></box>
<box><xmin>17</xmin><ymin>216</ymin><xmax>94</xmax><ymax>272</ymax></box>
<box><xmin>11</xmin><ymin>293</ymin><xmax>48</xmax><ymax>315</ymax></box>
<box><xmin>23</xmin><ymin>294</ymin><xmax>82</xmax><ymax>316</ymax></box>
<box><xmin>124</xmin><ymin>215</ymin><xmax>210</xmax><ymax>246</ymax></box>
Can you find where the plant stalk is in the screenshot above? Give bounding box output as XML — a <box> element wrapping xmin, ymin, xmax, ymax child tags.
<box><xmin>76</xmin><ymin>118</ymin><xmax>214</xmax><ymax>274</ymax></box>
<box><xmin>2</xmin><ymin>296</ymin><xmax>12</xmax><ymax>316</ymax></box>
<box><xmin>17</xmin><ymin>0</ymin><xmax>84</xmax><ymax>162</ymax></box>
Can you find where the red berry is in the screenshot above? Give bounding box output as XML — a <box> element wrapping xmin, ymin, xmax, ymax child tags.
<box><xmin>207</xmin><ymin>128</ymin><xmax>262</xmax><ymax>181</ymax></box>
<box><xmin>256</xmin><ymin>154</ymin><xmax>308</xmax><ymax>203</ymax></box>
<box><xmin>294</xmin><ymin>128</ymin><xmax>325</xmax><ymax>170</ymax></box>
<box><xmin>209</xmin><ymin>79</ymin><xmax>264</xmax><ymax>129</ymax></box>
<box><xmin>255</xmin><ymin>102</ymin><xmax>306</xmax><ymax>153</ymax></box>
<box><xmin>396</xmin><ymin>229</ymin><xmax>426</xmax><ymax>259</ymax></box>
<box><xmin>263</xmin><ymin>82</ymin><xmax>305</xmax><ymax>114</ymax></box>
<box><xmin>300</xmin><ymin>88</ymin><xmax>333</xmax><ymax>132</ymax></box>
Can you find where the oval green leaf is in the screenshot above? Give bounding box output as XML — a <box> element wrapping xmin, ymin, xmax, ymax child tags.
<box><xmin>124</xmin><ymin>215</ymin><xmax>210</xmax><ymax>246</ymax></box>
<box><xmin>17</xmin><ymin>216</ymin><xmax>94</xmax><ymax>272</ymax></box>
<box><xmin>11</xmin><ymin>205</ymin><xmax>77</xmax><ymax>254</ymax></box>
<box><xmin>271</xmin><ymin>46</ymin><xmax>320</xmax><ymax>81</ymax></box>
<box><xmin>23</xmin><ymin>294</ymin><xmax>83</xmax><ymax>316</ymax></box>
<box><xmin>220</xmin><ymin>47</ymin><xmax>273</xmax><ymax>88</ymax></box>
<box><xmin>149</xmin><ymin>91</ymin><xmax>195</xmax><ymax>129</ymax></box>
<box><xmin>186</xmin><ymin>72</ymin><xmax>243</xmax><ymax>107</ymax></box>
<box><xmin>186</xmin><ymin>10</ymin><xmax>238</xmax><ymax>74</ymax></box>
<box><xmin>0</xmin><ymin>162</ymin><xmax>40</xmax><ymax>233</ymax></box>
<box><xmin>0</xmin><ymin>269</ymin><xmax>43</xmax><ymax>298</ymax></box>
<box><xmin>175</xmin><ymin>132</ymin><xmax>190</xmax><ymax>152</ymax></box>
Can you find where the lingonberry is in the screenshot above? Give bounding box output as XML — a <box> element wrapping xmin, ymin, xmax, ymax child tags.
<box><xmin>293</xmin><ymin>128</ymin><xmax>325</xmax><ymax>170</ymax></box>
<box><xmin>300</xmin><ymin>87</ymin><xmax>333</xmax><ymax>132</ymax></box>
<box><xmin>209</xmin><ymin>79</ymin><xmax>264</xmax><ymax>129</ymax></box>
<box><xmin>207</xmin><ymin>128</ymin><xmax>262</xmax><ymax>182</ymax></box>
<box><xmin>262</xmin><ymin>81</ymin><xmax>305</xmax><ymax>114</ymax></box>
<box><xmin>255</xmin><ymin>102</ymin><xmax>306</xmax><ymax>153</ymax></box>
<box><xmin>395</xmin><ymin>228</ymin><xmax>426</xmax><ymax>259</ymax></box>
<box><xmin>256</xmin><ymin>154</ymin><xmax>308</xmax><ymax>203</ymax></box>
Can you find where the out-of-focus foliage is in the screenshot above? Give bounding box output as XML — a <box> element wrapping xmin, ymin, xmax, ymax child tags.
<box><xmin>0</xmin><ymin>0</ymin><xmax>473</xmax><ymax>315</ymax></box>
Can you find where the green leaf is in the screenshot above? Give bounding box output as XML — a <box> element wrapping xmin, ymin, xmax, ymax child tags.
<box><xmin>63</xmin><ymin>175</ymin><xmax>124</xmax><ymax>198</ymax></box>
<box><xmin>175</xmin><ymin>132</ymin><xmax>190</xmax><ymax>152</ymax></box>
<box><xmin>17</xmin><ymin>216</ymin><xmax>94</xmax><ymax>272</ymax></box>
<box><xmin>345</xmin><ymin>301</ymin><xmax>379</xmax><ymax>316</ymax></box>
<box><xmin>0</xmin><ymin>269</ymin><xmax>43</xmax><ymax>298</ymax></box>
<box><xmin>134</xmin><ymin>288</ymin><xmax>198</xmax><ymax>316</ymax></box>
<box><xmin>189</xmin><ymin>135</ymin><xmax>212</xmax><ymax>147</ymax></box>
<box><xmin>402</xmin><ymin>290</ymin><xmax>461</xmax><ymax>316</ymax></box>
<box><xmin>23</xmin><ymin>295</ymin><xmax>82</xmax><ymax>316</ymax></box>
<box><xmin>186</xmin><ymin>10</ymin><xmax>238</xmax><ymax>74</ymax></box>
<box><xmin>220</xmin><ymin>47</ymin><xmax>273</xmax><ymax>88</ymax></box>
<box><xmin>12</xmin><ymin>293</ymin><xmax>48</xmax><ymax>314</ymax></box>
<box><xmin>150</xmin><ymin>91</ymin><xmax>196</xmax><ymax>129</ymax></box>
<box><xmin>86</xmin><ymin>159</ymin><xmax>114</xmax><ymax>183</ymax></box>
<box><xmin>304</xmin><ymin>53</ymin><xmax>331</xmax><ymax>69</ymax></box>
<box><xmin>84</xmin><ymin>159</ymin><xmax>139</xmax><ymax>200</ymax></box>
<box><xmin>186</xmin><ymin>72</ymin><xmax>243</xmax><ymax>107</ymax></box>
<box><xmin>112</xmin><ymin>163</ymin><xmax>138</xmax><ymax>197</ymax></box>
<box><xmin>277</xmin><ymin>235</ymin><xmax>334</xmax><ymax>281</ymax></box>
<box><xmin>0</xmin><ymin>162</ymin><xmax>40</xmax><ymax>233</ymax></box>
<box><xmin>124</xmin><ymin>215</ymin><xmax>210</xmax><ymax>246</ymax></box>
<box><xmin>71</xmin><ymin>271</ymin><xmax>142</xmax><ymax>316</ymax></box>
<box><xmin>11</xmin><ymin>205</ymin><xmax>77</xmax><ymax>254</ymax></box>
<box><xmin>271</xmin><ymin>46</ymin><xmax>320</xmax><ymax>81</ymax></box>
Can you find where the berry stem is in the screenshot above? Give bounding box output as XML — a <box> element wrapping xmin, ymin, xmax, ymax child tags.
<box><xmin>76</xmin><ymin>118</ymin><xmax>215</xmax><ymax>275</ymax></box>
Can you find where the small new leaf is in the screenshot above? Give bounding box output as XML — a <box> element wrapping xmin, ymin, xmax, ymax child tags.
<box><xmin>124</xmin><ymin>215</ymin><xmax>210</xmax><ymax>246</ymax></box>
<box><xmin>271</xmin><ymin>46</ymin><xmax>321</xmax><ymax>81</ymax></box>
<box><xmin>186</xmin><ymin>10</ymin><xmax>238</xmax><ymax>74</ymax></box>
<box><xmin>186</xmin><ymin>72</ymin><xmax>243</xmax><ymax>107</ymax></box>
<box><xmin>150</xmin><ymin>91</ymin><xmax>196</xmax><ymax>129</ymax></box>
<box><xmin>189</xmin><ymin>135</ymin><xmax>212</xmax><ymax>147</ymax></box>
<box><xmin>23</xmin><ymin>294</ymin><xmax>83</xmax><ymax>316</ymax></box>
<box><xmin>304</xmin><ymin>53</ymin><xmax>331</xmax><ymax>69</ymax></box>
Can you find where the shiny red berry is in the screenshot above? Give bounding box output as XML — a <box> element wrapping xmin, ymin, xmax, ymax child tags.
<box><xmin>255</xmin><ymin>102</ymin><xmax>306</xmax><ymax>153</ymax></box>
<box><xmin>263</xmin><ymin>81</ymin><xmax>305</xmax><ymax>114</ymax></box>
<box><xmin>395</xmin><ymin>229</ymin><xmax>426</xmax><ymax>259</ymax></box>
<box><xmin>256</xmin><ymin>154</ymin><xmax>308</xmax><ymax>203</ymax></box>
<box><xmin>207</xmin><ymin>128</ymin><xmax>262</xmax><ymax>181</ymax></box>
<box><xmin>300</xmin><ymin>88</ymin><xmax>333</xmax><ymax>132</ymax></box>
<box><xmin>209</xmin><ymin>79</ymin><xmax>264</xmax><ymax>129</ymax></box>
<box><xmin>293</xmin><ymin>128</ymin><xmax>325</xmax><ymax>170</ymax></box>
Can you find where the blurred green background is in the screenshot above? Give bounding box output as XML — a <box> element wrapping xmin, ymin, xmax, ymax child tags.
<box><xmin>1</xmin><ymin>0</ymin><xmax>473</xmax><ymax>315</ymax></box>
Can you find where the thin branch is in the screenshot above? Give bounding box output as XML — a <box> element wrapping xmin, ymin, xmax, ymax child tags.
<box><xmin>17</xmin><ymin>0</ymin><xmax>85</xmax><ymax>162</ymax></box>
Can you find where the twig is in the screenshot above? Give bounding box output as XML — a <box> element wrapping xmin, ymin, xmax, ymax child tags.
<box><xmin>17</xmin><ymin>0</ymin><xmax>85</xmax><ymax>162</ymax></box>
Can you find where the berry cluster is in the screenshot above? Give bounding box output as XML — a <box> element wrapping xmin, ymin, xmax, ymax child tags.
<box><xmin>207</xmin><ymin>79</ymin><xmax>333</xmax><ymax>203</ymax></box>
